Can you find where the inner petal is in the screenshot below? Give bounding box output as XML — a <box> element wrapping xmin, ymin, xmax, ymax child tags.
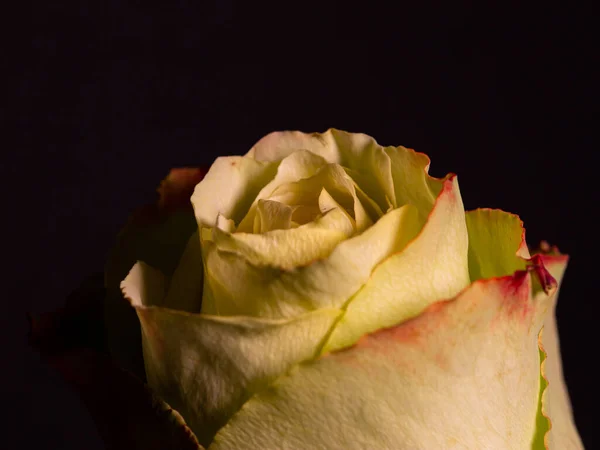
<box><xmin>211</xmin><ymin>207</ymin><xmax>356</xmax><ymax>270</ymax></box>
<box><xmin>267</xmin><ymin>164</ymin><xmax>356</xmax><ymax>226</ymax></box>
<box><xmin>253</xmin><ymin>199</ymin><xmax>294</xmax><ymax>233</ymax></box>
<box><xmin>236</xmin><ymin>150</ymin><xmax>329</xmax><ymax>232</ymax></box>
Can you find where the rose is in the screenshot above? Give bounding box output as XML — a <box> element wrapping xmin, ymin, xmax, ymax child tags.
<box><xmin>114</xmin><ymin>129</ymin><xmax>582</xmax><ymax>449</ymax></box>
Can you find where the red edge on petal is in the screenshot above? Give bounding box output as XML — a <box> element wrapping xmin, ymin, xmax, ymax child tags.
<box><xmin>357</xmin><ymin>174</ymin><xmax>457</xmax><ymax>279</ymax></box>
<box><xmin>466</xmin><ymin>207</ymin><xmax>566</xmax><ymax>296</ymax></box>
<box><xmin>527</xmin><ymin>254</ymin><xmax>558</xmax><ymax>295</ymax></box>
<box><xmin>334</xmin><ymin>270</ymin><xmax>535</xmax><ymax>359</ymax></box>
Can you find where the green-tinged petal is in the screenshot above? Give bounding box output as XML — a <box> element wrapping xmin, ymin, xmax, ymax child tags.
<box><xmin>384</xmin><ymin>144</ymin><xmax>445</xmax><ymax>219</ymax></box>
<box><xmin>211</xmin><ymin>272</ymin><xmax>553</xmax><ymax>450</ymax></box>
<box><xmin>466</xmin><ymin>208</ymin><xmax>530</xmax><ymax>281</ymax></box>
<box><xmin>535</xmin><ymin>254</ymin><xmax>584</xmax><ymax>449</ymax></box>
<box><xmin>121</xmin><ymin>262</ymin><xmax>342</xmax><ymax>447</ymax></box>
<box><xmin>200</xmin><ymin>204</ymin><xmax>421</xmax><ymax>318</ymax></box>
<box><xmin>253</xmin><ymin>199</ymin><xmax>293</xmax><ymax>233</ymax></box>
<box><xmin>237</xmin><ymin>150</ymin><xmax>330</xmax><ymax>232</ymax></box>
<box><xmin>246</xmin><ymin>129</ymin><xmax>398</xmax><ymax>213</ymax></box>
<box><xmin>191</xmin><ymin>156</ymin><xmax>279</xmax><ymax>229</ymax></box>
<box><xmin>323</xmin><ymin>176</ymin><xmax>469</xmax><ymax>352</ymax></box>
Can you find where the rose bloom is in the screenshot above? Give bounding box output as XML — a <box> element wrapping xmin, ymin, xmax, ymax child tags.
<box><xmin>106</xmin><ymin>129</ymin><xmax>582</xmax><ymax>449</ymax></box>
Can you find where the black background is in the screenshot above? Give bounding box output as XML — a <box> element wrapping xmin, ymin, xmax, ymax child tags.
<box><xmin>9</xmin><ymin>2</ymin><xmax>595</xmax><ymax>449</ymax></box>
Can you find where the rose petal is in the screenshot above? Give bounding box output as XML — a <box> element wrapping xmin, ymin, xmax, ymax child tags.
<box><xmin>209</xmin><ymin>207</ymin><xmax>355</xmax><ymax>275</ymax></box>
<box><xmin>211</xmin><ymin>270</ymin><xmax>554</xmax><ymax>450</ymax></box>
<box><xmin>191</xmin><ymin>156</ymin><xmax>279</xmax><ymax>229</ymax></box>
<box><xmin>253</xmin><ymin>199</ymin><xmax>294</xmax><ymax>233</ymax></box>
<box><xmin>536</xmin><ymin>254</ymin><xmax>584</xmax><ymax>449</ymax></box>
<box><xmin>122</xmin><ymin>262</ymin><xmax>341</xmax><ymax>446</ymax></box>
<box><xmin>323</xmin><ymin>176</ymin><xmax>469</xmax><ymax>352</ymax></box>
<box><xmin>199</xmin><ymin>203</ymin><xmax>421</xmax><ymax>319</ymax></box>
<box><xmin>248</xmin><ymin>129</ymin><xmax>401</xmax><ymax>212</ymax></box>
<box><xmin>261</xmin><ymin>163</ymin><xmax>373</xmax><ymax>230</ymax></box>
<box><xmin>236</xmin><ymin>149</ymin><xmax>330</xmax><ymax>232</ymax></box>
<box><xmin>465</xmin><ymin>208</ymin><xmax>529</xmax><ymax>281</ymax></box>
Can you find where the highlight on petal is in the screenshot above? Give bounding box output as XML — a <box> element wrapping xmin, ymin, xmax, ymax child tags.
<box><xmin>211</xmin><ymin>271</ymin><xmax>555</xmax><ymax>450</ymax></box>
<box><xmin>199</xmin><ymin>203</ymin><xmax>422</xmax><ymax>319</ymax></box>
<box><xmin>323</xmin><ymin>176</ymin><xmax>470</xmax><ymax>353</ymax></box>
<box><xmin>535</xmin><ymin>254</ymin><xmax>583</xmax><ymax>449</ymax></box>
<box><xmin>191</xmin><ymin>156</ymin><xmax>279</xmax><ymax>229</ymax></box>
<box><xmin>121</xmin><ymin>261</ymin><xmax>342</xmax><ymax>447</ymax></box>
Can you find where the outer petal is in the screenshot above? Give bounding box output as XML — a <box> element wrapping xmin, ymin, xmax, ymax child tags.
<box><xmin>122</xmin><ymin>261</ymin><xmax>342</xmax><ymax>447</ymax></box>
<box><xmin>323</xmin><ymin>176</ymin><xmax>469</xmax><ymax>352</ymax></box>
<box><xmin>211</xmin><ymin>271</ymin><xmax>553</xmax><ymax>450</ymax></box>
<box><xmin>443</xmin><ymin>209</ymin><xmax>582</xmax><ymax>448</ymax></box>
<box><xmin>537</xmin><ymin>254</ymin><xmax>583</xmax><ymax>449</ymax></box>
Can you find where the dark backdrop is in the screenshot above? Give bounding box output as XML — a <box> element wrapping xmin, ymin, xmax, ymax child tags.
<box><xmin>9</xmin><ymin>2</ymin><xmax>594</xmax><ymax>449</ymax></box>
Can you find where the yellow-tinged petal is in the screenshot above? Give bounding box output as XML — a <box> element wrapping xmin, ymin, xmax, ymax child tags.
<box><xmin>210</xmin><ymin>207</ymin><xmax>355</xmax><ymax>271</ymax></box>
<box><xmin>246</xmin><ymin>129</ymin><xmax>398</xmax><ymax>213</ymax></box>
<box><xmin>200</xmin><ymin>204</ymin><xmax>421</xmax><ymax>318</ymax></box>
<box><xmin>211</xmin><ymin>271</ymin><xmax>553</xmax><ymax>450</ymax></box>
<box><xmin>323</xmin><ymin>176</ymin><xmax>469</xmax><ymax>352</ymax></box>
<box><xmin>253</xmin><ymin>199</ymin><xmax>293</xmax><ymax>233</ymax></box>
<box><xmin>384</xmin><ymin>143</ymin><xmax>444</xmax><ymax>219</ymax></box>
<box><xmin>191</xmin><ymin>156</ymin><xmax>279</xmax><ymax>229</ymax></box>
<box><xmin>264</xmin><ymin>163</ymin><xmax>371</xmax><ymax>229</ymax></box>
<box><xmin>121</xmin><ymin>261</ymin><xmax>341</xmax><ymax>447</ymax></box>
<box><xmin>246</xmin><ymin>128</ymin><xmax>448</xmax><ymax>229</ymax></box>
<box><xmin>237</xmin><ymin>149</ymin><xmax>330</xmax><ymax>232</ymax></box>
